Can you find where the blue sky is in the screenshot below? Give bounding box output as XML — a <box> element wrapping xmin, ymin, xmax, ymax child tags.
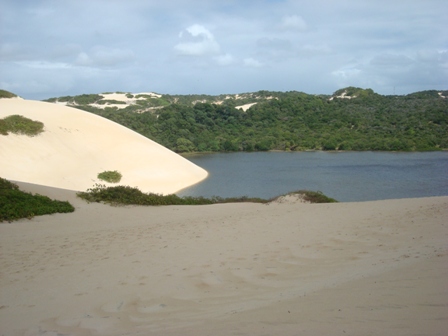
<box><xmin>1</xmin><ymin>0</ymin><xmax>447</xmax><ymax>99</ymax></box>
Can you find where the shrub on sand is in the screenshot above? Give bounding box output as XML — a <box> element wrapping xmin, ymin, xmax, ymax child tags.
<box><xmin>77</xmin><ymin>184</ymin><xmax>215</xmax><ymax>206</ymax></box>
<box><xmin>0</xmin><ymin>178</ymin><xmax>75</xmax><ymax>222</ymax></box>
<box><xmin>0</xmin><ymin>115</ymin><xmax>44</xmax><ymax>136</ymax></box>
<box><xmin>0</xmin><ymin>89</ymin><xmax>17</xmax><ymax>98</ymax></box>
<box><xmin>274</xmin><ymin>190</ymin><xmax>338</xmax><ymax>203</ymax></box>
<box><xmin>77</xmin><ymin>184</ymin><xmax>337</xmax><ymax>206</ymax></box>
<box><xmin>97</xmin><ymin>170</ymin><xmax>122</xmax><ymax>183</ymax></box>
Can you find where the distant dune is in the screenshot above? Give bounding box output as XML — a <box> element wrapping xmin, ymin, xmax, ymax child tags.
<box><xmin>0</xmin><ymin>97</ymin><xmax>208</xmax><ymax>193</ymax></box>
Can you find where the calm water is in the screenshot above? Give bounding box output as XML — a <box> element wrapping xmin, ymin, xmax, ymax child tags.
<box><xmin>177</xmin><ymin>151</ymin><xmax>448</xmax><ymax>202</ymax></box>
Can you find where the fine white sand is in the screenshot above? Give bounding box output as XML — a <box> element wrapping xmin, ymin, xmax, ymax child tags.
<box><xmin>0</xmin><ymin>98</ymin><xmax>207</xmax><ymax>194</ymax></box>
<box><xmin>100</xmin><ymin>92</ymin><xmax>162</xmax><ymax>102</ymax></box>
<box><xmin>89</xmin><ymin>92</ymin><xmax>163</xmax><ymax>110</ymax></box>
<box><xmin>1</xmin><ymin>182</ymin><xmax>447</xmax><ymax>336</ymax></box>
<box><xmin>235</xmin><ymin>102</ymin><xmax>257</xmax><ymax>111</ymax></box>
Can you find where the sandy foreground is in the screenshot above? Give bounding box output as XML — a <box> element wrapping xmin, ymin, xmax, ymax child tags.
<box><xmin>1</xmin><ymin>182</ymin><xmax>447</xmax><ymax>336</ymax></box>
<box><xmin>0</xmin><ymin>98</ymin><xmax>207</xmax><ymax>194</ymax></box>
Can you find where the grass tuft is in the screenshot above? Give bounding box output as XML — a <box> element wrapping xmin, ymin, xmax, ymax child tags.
<box><xmin>0</xmin><ymin>115</ymin><xmax>44</xmax><ymax>136</ymax></box>
<box><xmin>97</xmin><ymin>170</ymin><xmax>122</xmax><ymax>183</ymax></box>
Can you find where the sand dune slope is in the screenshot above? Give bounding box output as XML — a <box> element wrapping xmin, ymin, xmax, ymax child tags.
<box><xmin>0</xmin><ymin>98</ymin><xmax>207</xmax><ymax>193</ymax></box>
<box><xmin>1</xmin><ymin>183</ymin><xmax>447</xmax><ymax>336</ymax></box>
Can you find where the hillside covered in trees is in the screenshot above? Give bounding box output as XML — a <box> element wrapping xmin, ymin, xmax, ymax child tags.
<box><xmin>44</xmin><ymin>87</ymin><xmax>448</xmax><ymax>152</ymax></box>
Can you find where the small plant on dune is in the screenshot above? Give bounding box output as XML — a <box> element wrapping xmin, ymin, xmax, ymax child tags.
<box><xmin>77</xmin><ymin>184</ymin><xmax>337</xmax><ymax>206</ymax></box>
<box><xmin>0</xmin><ymin>178</ymin><xmax>75</xmax><ymax>222</ymax></box>
<box><xmin>0</xmin><ymin>115</ymin><xmax>44</xmax><ymax>136</ymax></box>
<box><xmin>77</xmin><ymin>184</ymin><xmax>215</xmax><ymax>206</ymax></box>
<box><xmin>0</xmin><ymin>119</ymin><xmax>7</xmax><ymax>135</ymax></box>
<box><xmin>292</xmin><ymin>190</ymin><xmax>338</xmax><ymax>203</ymax></box>
<box><xmin>0</xmin><ymin>89</ymin><xmax>17</xmax><ymax>98</ymax></box>
<box><xmin>97</xmin><ymin>170</ymin><xmax>122</xmax><ymax>183</ymax></box>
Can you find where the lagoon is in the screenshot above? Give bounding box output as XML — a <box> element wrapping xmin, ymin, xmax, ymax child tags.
<box><xmin>178</xmin><ymin>151</ymin><xmax>448</xmax><ymax>202</ymax></box>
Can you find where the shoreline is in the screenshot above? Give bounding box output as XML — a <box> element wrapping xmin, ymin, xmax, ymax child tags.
<box><xmin>1</xmin><ymin>182</ymin><xmax>447</xmax><ymax>335</ymax></box>
<box><xmin>180</xmin><ymin>148</ymin><xmax>448</xmax><ymax>157</ymax></box>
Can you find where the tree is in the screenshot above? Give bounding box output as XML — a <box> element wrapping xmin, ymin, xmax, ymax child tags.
<box><xmin>175</xmin><ymin>138</ymin><xmax>195</xmax><ymax>153</ymax></box>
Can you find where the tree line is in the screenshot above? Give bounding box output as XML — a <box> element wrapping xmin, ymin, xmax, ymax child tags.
<box><xmin>55</xmin><ymin>87</ymin><xmax>448</xmax><ymax>152</ymax></box>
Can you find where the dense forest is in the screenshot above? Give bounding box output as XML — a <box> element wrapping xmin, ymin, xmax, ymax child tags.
<box><xmin>45</xmin><ymin>87</ymin><xmax>448</xmax><ymax>152</ymax></box>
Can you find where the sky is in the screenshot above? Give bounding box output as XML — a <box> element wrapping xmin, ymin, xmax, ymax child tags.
<box><xmin>1</xmin><ymin>0</ymin><xmax>447</xmax><ymax>100</ymax></box>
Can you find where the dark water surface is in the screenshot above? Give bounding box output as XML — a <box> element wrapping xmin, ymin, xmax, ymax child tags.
<box><xmin>178</xmin><ymin>151</ymin><xmax>448</xmax><ymax>202</ymax></box>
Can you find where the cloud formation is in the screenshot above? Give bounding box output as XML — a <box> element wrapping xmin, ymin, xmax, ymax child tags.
<box><xmin>280</xmin><ymin>15</ymin><xmax>307</xmax><ymax>31</ymax></box>
<box><xmin>214</xmin><ymin>53</ymin><xmax>235</xmax><ymax>66</ymax></box>
<box><xmin>244</xmin><ymin>58</ymin><xmax>263</xmax><ymax>68</ymax></box>
<box><xmin>0</xmin><ymin>0</ymin><xmax>446</xmax><ymax>99</ymax></box>
<box><xmin>175</xmin><ymin>24</ymin><xmax>220</xmax><ymax>56</ymax></box>
<box><xmin>75</xmin><ymin>47</ymin><xmax>135</xmax><ymax>67</ymax></box>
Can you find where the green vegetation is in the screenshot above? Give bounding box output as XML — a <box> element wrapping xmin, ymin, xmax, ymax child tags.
<box><xmin>77</xmin><ymin>184</ymin><xmax>337</xmax><ymax>206</ymax></box>
<box><xmin>0</xmin><ymin>178</ymin><xmax>75</xmax><ymax>222</ymax></box>
<box><xmin>0</xmin><ymin>115</ymin><xmax>44</xmax><ymax>136</ymax></box>
<box><xmin>0</xmin><ymin>89</ymin><xmax>17</xmax><ymax>98</ymax></box>
<box><xmin>97</xmin><ymin>170</ymin><xmax>122</xmax><ymax>183</ymax></box>
<box><xmin>45</xmin><ymin>87</ymin><xmax>448</xmax><ymax>152</ymax></box>
<box><xmin>73</xmin><ymin>94</ymin><xmax>103</xmax><ymax>105</ymax></box>
<box><xmin>44</xmin><ymin>93</ymin><xmax>102</xmax><ymax>105</ymax></box>
<box><xmin>283</xmin><ymin>190</ymin><xmax>338</xmax><ymax>203</ymax></box>
<box><xmin>44</xmin><ymin>92</ymin><xmax>171</xmax><ymax>111</ymax></box>
<box><xmin>333</xmin><ymin>86</ymin><xmax>376</xmax><ymax>98</ymax></box>
<box><xmin>96</xmin><ymin>100</ymin><xmax>127</xmax><ymax>105</ymax></box>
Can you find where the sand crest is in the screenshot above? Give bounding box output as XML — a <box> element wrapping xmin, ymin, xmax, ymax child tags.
<box><xmin>1</xmin><ymin>182</ymin><xmax>447</xmax><ymax>336</ymax></box>
<box><xmin>0</xmin><ymin>98</ymin><xmax>207</xmax><ymax>194</ymax></box>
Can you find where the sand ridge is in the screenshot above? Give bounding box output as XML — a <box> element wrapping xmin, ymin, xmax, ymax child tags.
<box><xmin>1</xmin><ymin>182</ymin><xmax>447</xmax><ymax>335</ymax></box>
<box><xmin>0</xmin><ymin>98</ymin><xmax>207</xmax><ymax>194</ymax></box>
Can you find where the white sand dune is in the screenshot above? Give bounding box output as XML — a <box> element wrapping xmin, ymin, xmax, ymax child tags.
<box><xmin>0</xmin><ymin>98</ymin><xmax>207</xmax><ymax>194</ymax></box>
<box><xmin>89</xmin><ymin>92</ymin><xmax>162</xmax><ymax>110</ymax></box>
<box><xmin>1</xmin><ymin>182</ymin><xmax>447</xmax><ymax>336</ymax></box>
<box><xmin>235</xmin><ymin>102</ymin><xmax>257</xmax><ymax>111</ymax></box>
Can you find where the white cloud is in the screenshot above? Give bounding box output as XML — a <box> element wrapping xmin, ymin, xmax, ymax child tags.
<box><xmin>181</xmin><ymin>24</ymin><xmax>214</xmax><ymax>40</ymax></box>
<box><xmin>75</xmin><ymin>52</ymin><xmax>92</xmax><ymax>66</ymax></box>
<box><xmin>175</xmin><ymin>24</ymin><xmax>220</xmax><ymax>56</ymax></box>
<box><xmin>91</xmin><ymin>46</ymin><xmax>135</xmax><ymax>66</ymax></box>
<box><xmin>16</xmin><ymin>60</ymin><xmax>71</xmax><ymax>70</ymax></box>
<box><xmin>74</xmin><ymin>47</ymin><xmax>135</xmax><ymax>67</ymax></box>
<box><xmin>332</xmin><ymin>66</ymin><xmax>361</xmax><ymax>79</ymax></box>
<box><xmin>244</xmin><ymin>58</ymin><xmax>263</xmax><ymax>67</ymax></box>
<box><xmin>214</xmin><ymin>53</ymin><xmax>235</xmax><ymax>66</ymax></box>
<box><xmin>280</xmin><ymin>15</ymin><xmax>307</xmax><ymax>31</ymax></box>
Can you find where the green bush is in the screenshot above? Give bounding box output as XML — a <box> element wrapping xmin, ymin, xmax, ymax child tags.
<box><xmin>97</xmin><ymin>100</ymin><xmax>127</xmax><ymax>105</ymax></box>
<box><xmin>0</xmin><ymin>89</ymin><xmax>17</xmax><ymax>98</ymax></box>
<box><xmin>97</xmin><ymin>170</ymin><xmax>122</xmax><ymax>183</ymax></box>
<box><xmin>77</xmin><ymin>184</ymin><xmax>337</xmax><ymax>206</ymax></box>
<box><xmin>73</xmin><ymin>94</ymin><xmax>102</xmax><ymax>105</ymax></box>
<box><xmin>291</xmin><ymin>190</ymin><xmax>338</xmax><ymax>203</ymax></box>
<box><xmin>0</xmin><ymin>178</ymin><xmax>75</xmax><ymax>222</ymax></box>
<box><xmin>0</xmin><ymin>115</ymin><xmax>44</xmax><ymax>136</ymax></box>
<box><xmin>77</xmin><ymin>184</ymin><xmax>215</xmax><ymax>206</ymax></box>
